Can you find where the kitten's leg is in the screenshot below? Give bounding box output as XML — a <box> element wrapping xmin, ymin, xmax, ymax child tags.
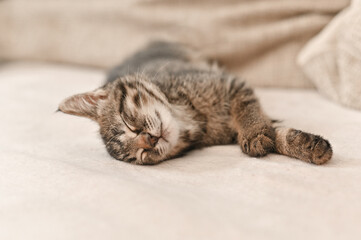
<box><xmin>275</xmin><ymin>128</ymin><xmax>332</xmax><ymax>165</ymax></box>
<box><xmin>230</xmin><ymin>87</ymin><xmax>276</xmax><ymax>157</ymax></box>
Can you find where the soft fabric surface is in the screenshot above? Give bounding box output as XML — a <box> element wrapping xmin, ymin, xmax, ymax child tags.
<box><xmin>298</xmin><ymin>0</ymin><xmax>361</xmax><ymax>110</ymax></box>
<box><xmin>1</xmin><ymin>63</ymin><xmax>361</xmax><ymax>240</ymax></box>
<box><xmin>0</xmin><ymin>0</ymin><xmax>350</xmax><ymax>88</ymax></box>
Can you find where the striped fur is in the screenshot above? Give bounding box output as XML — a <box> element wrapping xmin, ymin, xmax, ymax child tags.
<box><xmin>59</xmin><ymin>41</ymin><xmax>332</xmax><ymax>165</ymax></box>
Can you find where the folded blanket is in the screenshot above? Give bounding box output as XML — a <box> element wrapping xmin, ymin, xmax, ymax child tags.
<box><xmin>0</xmin><ymin>0</ymin><xmax>349</xmax><ymax>88</ymax></box>
<box><xmin>298</xmin><ymin>0</ymin><xmax>361</xmax><ymax>110</ymax></box>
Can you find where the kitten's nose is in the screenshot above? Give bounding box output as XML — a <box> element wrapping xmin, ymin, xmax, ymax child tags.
<box><xmin>148</xmin><ymin>134</ymin><xmax>159</xmax><ymax>147</ymax></box>
<box><xmin>138</xmin><ymin>133</ymin><xmax>159</xmax><ymax>149</ymax></box>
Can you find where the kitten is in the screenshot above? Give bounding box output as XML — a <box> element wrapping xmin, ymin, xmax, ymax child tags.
<box><xmin>59</xmin><ymin>41</ymin><xmax>332</xmax><ymax>165</ymax></box>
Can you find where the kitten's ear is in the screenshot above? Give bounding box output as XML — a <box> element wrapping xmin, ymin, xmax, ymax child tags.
<box><xmin>58</xmin><ymin>89</ymin><xmax>108</xmax><ymax>120</ymax></box>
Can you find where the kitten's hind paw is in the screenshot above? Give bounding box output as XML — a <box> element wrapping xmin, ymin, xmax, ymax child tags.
<box><xmin>309</xmin><ymin>136</ymin><xmax>333</xmax><ymax>165</ymax></box>
<box><xmin>285</xmin><ymin>129</ymin><xmax>333</xmax><ymax>165</ymax></box>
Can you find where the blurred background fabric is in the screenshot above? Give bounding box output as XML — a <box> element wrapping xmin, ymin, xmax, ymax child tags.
<box><xmin>298</xmin><ymin>0</ymin><xmax>361</xmax><ymax>110</ymax></box>
<box><xmin>0</xmin><ymin>0</ymin><xmax>350</xmax><ymax>88</ymax></box>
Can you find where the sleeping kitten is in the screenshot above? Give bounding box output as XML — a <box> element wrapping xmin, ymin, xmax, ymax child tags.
<box><xmin>59</xmin><ymin>41</ymin><xmax>332</xmax><ymax>165</ymax></box>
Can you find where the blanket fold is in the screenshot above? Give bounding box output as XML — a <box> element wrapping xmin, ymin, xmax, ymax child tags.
<box><xmin>298</xmin><ymin>0</ymin><xmax>361</xmax><ymax>110</ymax></box>
<box><xmin>0</xmin><ymin>0</ymin><xmax>349</xmax><ymax>88</ymax></box>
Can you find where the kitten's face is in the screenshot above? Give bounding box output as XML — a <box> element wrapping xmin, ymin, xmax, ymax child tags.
<box><xmin>59</xmin><ymin>76</ymin><xmax>180</xmax><ymax>164</ymax></box>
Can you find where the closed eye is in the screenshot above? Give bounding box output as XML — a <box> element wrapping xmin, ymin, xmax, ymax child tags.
<box><xmin>121</xmin><ymin>117</ymin><xmax>141</xmax><ymax>134</ymax></box>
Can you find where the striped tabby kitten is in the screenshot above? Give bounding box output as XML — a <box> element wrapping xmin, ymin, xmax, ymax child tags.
<box><xmin>59</xmin><ymin>41</ymin><xmax>332</xmax><ymax>165</ymax></box>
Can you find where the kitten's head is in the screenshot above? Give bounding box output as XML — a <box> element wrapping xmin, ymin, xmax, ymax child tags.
<box><xmin>59</xmin><ymin>75</ymin><xmax>180</xmax><ymax>164</ymax></box>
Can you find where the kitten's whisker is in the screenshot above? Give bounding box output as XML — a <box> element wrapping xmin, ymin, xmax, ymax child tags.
<box><xmin>152</xmin><ymin>61</ymin><xmax>170</xmax><ymax>80</ymax></box>
<box><xmin>121</xmin><ymin>153</ymin><xmax>130</xmax><ymax>162</ymax></box>
<box><xmin>135</xmin><ymin>66</ymin><xmax>146</xmax><ymax>80</ymax></box>
<box><xmin>140</xmin><ymin>66</ymin><xmax>146</xmax><ymax>77</ymax></box>
<box><xmin>146</xmin><ymin>117</ymin><xmax>154</xmax><ymax>130</ymax></box>
<box><xmin>151</xmin><ymin>117</ymin><xmax>157</xmax><ymax>130</ymax></box>
<box><xmin>104</xmin><ymin>132</ymin><xmax>122</xmax><ymax>149</ymax></box>
<box><xmin>107</xmin><ymin>146</ymin><xmax>116</xmax><ymax>158</ymax></box>
<box><xmin>127</xmin><ymin>157</ymin><xmax>136</xmax><ymax>163</ymax></box>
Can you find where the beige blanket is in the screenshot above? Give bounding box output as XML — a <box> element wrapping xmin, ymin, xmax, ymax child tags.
<box><xmin>1</xmin><ymin>63</ymin><xmax>361</xmax><ymax>240</ymax></box>
<box><xmin>0</xmin><ymin>0</ymin><xmax>349</xmax><ymax>88</ymax></box>
<box><xmin>298</xmin><ymin>0</ymin><xmax>361</xmax><ymax>110</ymax></box>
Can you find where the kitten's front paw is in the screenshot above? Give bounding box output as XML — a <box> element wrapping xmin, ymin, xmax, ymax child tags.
<box><xmin>134</xmin><ymin>150</ymin><xmax>163</xmax><ymax>165</ymax></box>
<box><xmin>240</xmin><ymin>127</ymin><xmax>275</xmax><ymax>157</ymax></box>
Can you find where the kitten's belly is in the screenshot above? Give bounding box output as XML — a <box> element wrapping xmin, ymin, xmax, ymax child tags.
<box><xmin>202</xmin><ymin>119</ymin><xmax>237</xmax><ymax>146</ymax></box>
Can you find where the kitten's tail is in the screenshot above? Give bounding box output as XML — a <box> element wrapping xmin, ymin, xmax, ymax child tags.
<box><xmin>274</xmin><ymin>127</ymin><xmax>333</xmax><ymax>165</ymax></box>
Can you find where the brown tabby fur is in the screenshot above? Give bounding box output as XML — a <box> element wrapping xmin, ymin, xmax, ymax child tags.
<box><xmin>59</xmin><ymin>41</ymin><xmax>332</xmax><ymax>165</ymax></box>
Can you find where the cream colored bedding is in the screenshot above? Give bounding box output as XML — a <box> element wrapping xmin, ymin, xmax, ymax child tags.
<box><xmin>1</xmin><ymin>63</ymin><xmax>360</xmax><ymax>240</ymax></box>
